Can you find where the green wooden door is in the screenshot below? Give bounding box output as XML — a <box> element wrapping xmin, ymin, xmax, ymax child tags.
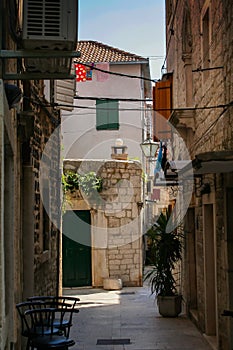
<box><xmin>62</xmin><ymin>210</ymin><xmax>91</xmax><ymax>287</ymax></box>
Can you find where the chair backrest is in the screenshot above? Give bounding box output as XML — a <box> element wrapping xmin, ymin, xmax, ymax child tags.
<box><xmin>54</xmin><ymin>296</ymin><xmax>80</xmax><ymax>309</ymax></box>
<box><xmin>27</xmin><ymin>295</ymin><xmax>80</xmax><ymax>309</ymax></box>
<box><xmin>24</xmin><ymin>307</ymin><xmax>79</xmax><ymax>338</ymax></box>
<box><xmin>24</xmin><ymin>308</ymin><xmax>57</xmax><ymax>337</ymax></box>
<box><xmin>16</xmin><ymin>301</ymin><xmax>45</xmax><ymax>337</ymax></box>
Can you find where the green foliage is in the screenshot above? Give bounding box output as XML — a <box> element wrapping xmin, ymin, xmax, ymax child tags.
<box><xmin>78</xmin><ymin>171</ymin><xmax>103</xmax><ymax>196</ymax></box>
<box><xmin>62</xmin><ymin>171</ymin><xmax>103</xmax><ymax>196</ymax></box>
<box><xmin>144</xmin><ymin>211</ymin><xmax>183</xmax><ymax>296</ymax></box>
<box><xmin>62</xmin><ymin>171</ymin><xmax>79</xmax><ymax>193</ymax></box>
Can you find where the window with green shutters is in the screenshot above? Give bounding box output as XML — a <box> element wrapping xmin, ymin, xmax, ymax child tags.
<box><xmin>96</xmin><ymin>99</ymin><xmax>119</xmax><ymax>130</ymax></box>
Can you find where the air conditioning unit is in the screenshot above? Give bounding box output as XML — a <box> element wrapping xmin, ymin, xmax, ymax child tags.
<box><xmin>22</xmin><ymin>0</ymin><xmax>78</xmax><ymax>74</ymax></box>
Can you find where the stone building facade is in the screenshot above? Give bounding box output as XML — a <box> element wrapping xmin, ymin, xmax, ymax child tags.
<box><xmin>63</xmin><ymin>159</ymin><xmax>144</xmax><ymax>288</ymax></box>
<box><xmin>0</xmin><ymin>2</ymin><xmax>63</xmax><ymax>348</ymax></box>
<box><xmin>25</xmin><ymin>81</ymin><xmax>61</xmax><ymax>297</ymax></box>
<box><xmin>161</xmin><ymin>1</ymin><xmax>233</xmax><ymax>349</ymax></box>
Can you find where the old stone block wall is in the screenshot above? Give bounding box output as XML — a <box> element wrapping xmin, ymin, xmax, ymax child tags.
<box><xmin>30</xmin><ymin>83</ymin><xmax>61</xmax><ymax>296</ymax></box>
<box><xmin>63</xmin><ymin>159</ymin><xmax>143</xmax><ymax>287</ymax></box>
<box><xmin>166</xmin><ymin>0</ymin><xmax>232</xmax><ymax>155</ymax></box>
<box><xmin>100</xmin><ymin>161</ymin><xmax>143</xmax><ymax>286</ymax></box>
<box><xmin>165</xmin><ymin>1</ymin><xmax>233</xmax><ymax>348</ymax></box>
<box><xmin>1</xmin><ymin>2</ymin><xmax>62</xmax><ymax>348</ymax></box>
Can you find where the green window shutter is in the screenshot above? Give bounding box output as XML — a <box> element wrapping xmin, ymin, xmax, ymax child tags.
<box><xmin>96</xmin><ymin>99</ymin><xmax>119</xmax><ymax>130</ymax></box>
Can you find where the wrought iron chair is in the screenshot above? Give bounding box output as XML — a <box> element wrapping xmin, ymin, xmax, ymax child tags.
<box><xmin>27</xmin><ymin>296</ymin><xmax>80</xmax><ymax>335</ymax></box>
<box><xmin>24</xmin><ymin>307</ymin><xmax>78</xmax><ymax>349</ymax></box>
<box><xmin>16</xmin><ymin>301</ymin><xmax>61</xmax><ymax>350</ymax></box>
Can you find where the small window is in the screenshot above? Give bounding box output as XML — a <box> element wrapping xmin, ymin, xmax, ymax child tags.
<box><xmin>43</xmin><ymin>206</ymin><xmax>50</xmax><ymax>251</ymax></box>
<box><xmin>166</xmin><ymin>0</ymin><xmax>173</xmax><ymax>26</ymax></box>
<box><xmin>202</xmin><ymin>6</ymin><xmax>210</xmax><ymax>79</ymax></box>
<box><xmin>96</xmin><ymin>99</ymin><xmax>119</xmax><ymax>130</ymax></box>
<box><xmin>41</xmin><ymin>181</ymin><xmax>50</xmax><ymax>252</ymax></box>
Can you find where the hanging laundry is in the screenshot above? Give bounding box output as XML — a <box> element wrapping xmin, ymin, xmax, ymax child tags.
<box><xmin>96</xmin><ymin>62</ymin><xmax>109</xmax><ymax>82</ymax></box>
<box><xmin>161</xmin><ymin>145</ymin><xmax>167</xmax><ymax>171</ymax></box>
<box><xmin>86</xmin><ymin>67</ymin><xmax>93</xmax><ymax>81</ymax></box>
<box><xmin>154</xmin><ymin>141</ymin><xmax>163</xmax><ymax>174</ymax></box>
<box><xmin>75</xmin><ymin>63</ymin><xmax>87</xmax><ymax>82</ymax></box>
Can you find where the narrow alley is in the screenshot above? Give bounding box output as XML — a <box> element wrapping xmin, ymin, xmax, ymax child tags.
<box><xmin>64</xmin><ymin>285</ymin><xmax>213</xmax><ymax>350</ymax></box>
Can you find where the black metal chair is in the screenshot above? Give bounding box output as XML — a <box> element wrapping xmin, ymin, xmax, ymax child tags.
<box><xmin>27</xmin><ymin>296</ymin><xmax>80</xmax><ymax>305</ymax></box>
<box><xmin>27</xmin><ymin>296</ymin><xmax>80</xmax><ymax>335</ymax></box>
<box><xmin>16</xmin><ymin>301</ymin><xmax>61</xmax><ymax>350</ymax></box>
<box><xmin>24</xmin><ymin>307</ymin><xmax>78</xmax><ymax>349</ymax></box>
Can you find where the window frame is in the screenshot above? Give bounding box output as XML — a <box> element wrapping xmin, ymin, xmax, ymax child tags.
<box><xmin>201</xmin><ymin>1</ymin><xmax>211</xmax><ymax>81</ymax></box>
<box><xmin>96</xmin><ymin>99</ymin><xmax>119</xmax><ymax>130</ymax></box>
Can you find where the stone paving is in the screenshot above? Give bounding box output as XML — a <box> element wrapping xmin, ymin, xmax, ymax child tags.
<box><xmin>64</xmin><ymin>285</ymin><xmax>213</xmax><ymax>350</ymax></box>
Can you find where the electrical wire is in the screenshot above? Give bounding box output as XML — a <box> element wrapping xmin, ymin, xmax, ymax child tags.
<box><xmin>75</xmin><ymin>62</ymin><xmax>157</xmax><ymax>83</ymax></box>
<box><xmin>190</xmin><ymin>106</ymin><xmax>230</xmax><ymax>152</ymax></box>
<box><xmin>61</xmin><ymin>96</ymin><xmax>233</xmax><ymax>111</ymax></box>
<box><xmin>195</xmin><ymin>1</ymin><xmax>224</xmax><ymax>71</ymax></box>
<box><xmin>27</xmin><ymin>96</ymin><xmax>233</xmax><ymax>153</ymax></box>
<box><xmin>161</xmin><ymin>0</ymin><xmax>180</xmax><ymax>72</ymax></box>
<box><xmin>28</xmin><ymin>97</ymin><xmax>233</xmax><ymax>114</ymax></box>
<box><xmin>163</xmin><ymin>1</ymin><xmax>224</xmax><ymax>73</ymax></box>
<box><xmin>74</xmin><ymin>96</ymin><xmax>152</xmax><ymax>102</ymax></box>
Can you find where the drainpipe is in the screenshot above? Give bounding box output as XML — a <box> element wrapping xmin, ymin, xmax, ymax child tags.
<box><xmin>0</xmin><ymin>83</ymin><xmax>5</xmax><ymax>350</ymax></box>
<box><xmin>0</xmin><ymin>0</ymin><xmax>3</xmax><ymax>79</ymax></box>
<box><xmin>56</xmin><ymin>108</ymin><xmax>62</xmax><ymax>297</ymax></box>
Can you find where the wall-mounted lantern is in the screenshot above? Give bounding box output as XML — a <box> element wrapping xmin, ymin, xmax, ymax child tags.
<box><xmin>4</xmin><ymin>84</ymin><xmax>22</xmax><ymax>109</ymax></box>
<box><xmin>140</xmin><ymin>137</ymin><xmax>160</xmax><ymax>161</ymax></box>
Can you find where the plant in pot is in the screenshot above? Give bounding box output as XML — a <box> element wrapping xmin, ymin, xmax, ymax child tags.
<box><xmin>144</xmin><ymin>210</ymin><xmax>183</xmax><ymax>317</ymax></box>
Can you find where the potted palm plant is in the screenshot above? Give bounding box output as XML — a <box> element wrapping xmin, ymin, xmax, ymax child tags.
<box><xmin>144</xmin><ymin>210</ymin><xmax>183</xmax><ymax>317</ymax></box>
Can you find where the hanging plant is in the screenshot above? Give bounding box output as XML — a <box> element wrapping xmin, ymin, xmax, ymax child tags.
<box><xmin>62</xmin><ymin>170</ymin><xmax>103</xmax><ymax>196</ymax></box>
<box><xmin>78</xmin><ymin>171</ymin><xmax>103</xmax><ymax>196</ymax></box>
<box><xmin>62</xmin><ymin>171</ymin><xmax>80</xmax><ymax>193</ymax></box>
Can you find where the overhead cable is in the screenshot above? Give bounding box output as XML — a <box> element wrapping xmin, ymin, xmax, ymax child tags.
<box><xmin>28</xmin><ymin>98</ymin><xmax>233</xmax><ymax>113</ymax></box>
<box><xmin>190</xmin><ymin>106</ymin><xmax>229</xmax><ymax>151</ymax></box>
<box><xmin>74</xmin><ymin>96</ymin><xmax>152</xmax><ymax>102</ymax></box>
<box><xmin>161</xmin><ymin>0</ymin><xmax>180</xmax><ymax>72</ymax></box>
<box><xmin>75</xmin><ymin>62</ymin><xmax>157</xmax><ymax>83</ymax></box>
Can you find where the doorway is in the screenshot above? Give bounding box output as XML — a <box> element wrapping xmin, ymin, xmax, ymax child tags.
<box><xmin>62</xmin><ymin>210</ymin><xmax>91</xmax><ymax>287</ymax></box>
<box><xmin>203</xmin><ymin>204</ymin><xmax>217</xmax><ymax>336</ymax></box>
<box><xmin>185</xmin><ymin>208</ymin><xmax>197</xmax><ymax>310</ymax></box>
<box><xmin>226</xmin><ymin>188</ymin><xmax>233</xmax><ymax>348</ymax></box>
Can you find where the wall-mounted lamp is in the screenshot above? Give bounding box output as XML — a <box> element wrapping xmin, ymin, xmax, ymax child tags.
<box><xmin>200</xmin><ymin>183</ymin><xmax>211</xmax><ymax>195</ymax></box>
<box><xmin>140</xmin><ymin>137</ymin><xmax>160</xmax><ymax>161</ymax></box>
<box><xmin>4</xmin><ymin>84</ymin><xmax>22</xmax><ymax>109</ymax></box>
<box><xmin>195</xmin><ymin>176</ymin><xmax>214</xmax><ymax>196</ymax></box>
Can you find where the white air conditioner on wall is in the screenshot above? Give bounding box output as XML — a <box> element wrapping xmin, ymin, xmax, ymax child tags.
<box><xmin>22</xmin><ymin>0</ymin><xmax>78</xmax><ymax>73</ymax></box>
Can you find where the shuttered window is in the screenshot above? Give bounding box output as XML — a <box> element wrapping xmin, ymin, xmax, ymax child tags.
<box><xmin>96</xmin><ymin>99</ymin><xmax>119</xmax><ymax>130</ymax></box>
<box><xmin>153</xmin><ymin>77</ymin><xmax>172</xmax><ymax>140</ymax></box>
<box><xmin>202</xmin><ymin>6</ymin><xmax>210</xmax><ymax>80</ymax></box>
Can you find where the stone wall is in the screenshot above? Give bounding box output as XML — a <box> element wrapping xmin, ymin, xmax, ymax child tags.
<box><xmin>165</xmin><ymin>1</ymin><xmax>233</xmax><ymax>348</ymax></box>
<box><xmin>101</xmin><ymin>161</ymin><xmax>143</xmax><ymax>286</ymax></box>
<box><xmin>30</xmin><ymin>83</ymin><xmax>61</xmax><ymax>296</ymax></box>
<box><xmin>63</xmin><ymin>159</ymin><xmax>143</xmax><ymax>287</ymax></box>
<box><xmin>1</xmin><ymin>2</ymin><xmax>62</xmax><ymax>348</ymax></box>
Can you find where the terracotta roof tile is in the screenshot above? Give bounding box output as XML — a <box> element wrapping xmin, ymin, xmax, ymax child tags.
<box><xmin>76</xmin><ymin>40</ymin><xmax>149</xmax><ymax>64</ymax></box>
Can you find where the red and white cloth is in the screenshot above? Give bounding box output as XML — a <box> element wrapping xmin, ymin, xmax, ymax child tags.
<box><xmin>75</xmin><ymin>64</ymin><xmax>87</xmax><ymax>82</ymax></box>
